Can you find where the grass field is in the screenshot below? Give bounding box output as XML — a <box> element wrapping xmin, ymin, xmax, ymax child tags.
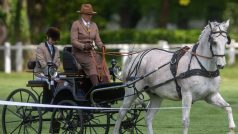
<box><xmin>0</xmin><ymin>64</ymin><xmax>238</xmax><ymax>134</ymax></box>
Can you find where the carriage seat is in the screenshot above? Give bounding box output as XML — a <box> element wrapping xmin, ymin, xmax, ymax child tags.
<box><xmin>27</xmin><ymin>60</ymin><xmax>36</xmax><ymax>70</ymax></box>
<box><xmin>26</xmin><ymin>60</ymin><xmax>48</xmax><ymax>87</ymax></box>
<box><xmin>27</xmin><ymin>80</ymin><xmax>48</xmax><ymax>88</ymax></box>
<box><xmin>62</xmin><ymin>47</ymin><xmax>85</xmax><ymax>75</ymax></box>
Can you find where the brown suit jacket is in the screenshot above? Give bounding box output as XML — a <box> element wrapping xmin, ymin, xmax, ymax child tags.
<box><xmin>70</xmin><ymin>19</ymin><xmax>105</xmax><ymax>76</ymax></box>
<box><xmin>34</xmin><ymin>42</ymin><xmax>60</xmax><ymax>74</ymax></box>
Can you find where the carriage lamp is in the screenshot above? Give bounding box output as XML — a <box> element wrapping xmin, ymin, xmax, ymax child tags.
<box><xmin>48</xmin><ymin>66</ymin><xmax>57</xmax><ymax>77</ymax></box>
<box><xmin>44</xmin><ymin>62</ymin><xmax>58</xmax><ymax>93</ymax></box>
<box><xmin>46</xmin><ymin>62</ymin><xmax>58</xmax><ymax>79</ymax></box>
<box><xmin>109</xmin><ymin>59</ymin><xmax>122</xmax><ymax>82</ymax></box>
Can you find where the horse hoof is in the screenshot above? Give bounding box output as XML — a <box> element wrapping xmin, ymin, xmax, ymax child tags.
<box><xmin>227</xmin><ymin>129</ymin><xmax>235</xmax><ymax>134</ymax></box>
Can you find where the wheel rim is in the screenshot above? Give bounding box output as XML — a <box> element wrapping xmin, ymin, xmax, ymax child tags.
<box><xmin>50</xmin><ymin>100</ymin><xmax>83</xmax><ymax>134</ymax></box>
<box><xmin>82</xmin><ymin>110</ymin><xmax>110</xmax><ymax>134</ymax></box>
<box><xmin>2</xmin><ymin>88</ymin><xmax>42</xmax><ymax>134</ymax></box>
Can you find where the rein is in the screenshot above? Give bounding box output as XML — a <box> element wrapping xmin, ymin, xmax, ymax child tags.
<box><xmin>190</xmin><ymin>51</ymin><xmax>213</xmax><ymax>59</ymax></box>
<box><xmin>93</xmin><ymin>46</ymin><xmax>214</xmax><ymax>60</ymax></box>
<box><xmin>91</xmin><ymin>46</ymin><xmax>110</xmax><ymax>82</ymax></box>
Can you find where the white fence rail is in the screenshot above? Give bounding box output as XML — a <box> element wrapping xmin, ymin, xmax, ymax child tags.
<box><xmin>0</xmin><ymin>40</ymin><xmax>238</xmax><ymax>73</ymax></box>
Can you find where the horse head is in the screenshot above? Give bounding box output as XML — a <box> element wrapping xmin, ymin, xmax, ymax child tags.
<box><xmin>208</xmin><ymin>20</ymin><xmax>230</xmax><ymax>69</ymax></box>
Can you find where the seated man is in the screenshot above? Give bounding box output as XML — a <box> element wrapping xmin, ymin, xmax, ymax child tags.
<box><xmin>34</xmin><ymin>27</ymin><xmax>61</xmax><ymax>103</ymax></box>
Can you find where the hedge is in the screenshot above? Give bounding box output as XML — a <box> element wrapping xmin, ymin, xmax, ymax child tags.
<box><xmin>36</xmin><ymin>29</ymin><xmax>238</xmax><ymax>45</ymax></box>
<box><xmin>100</xmin><ymin>29</ymin><xmax>200</xmax><ymax>44</ymax></box>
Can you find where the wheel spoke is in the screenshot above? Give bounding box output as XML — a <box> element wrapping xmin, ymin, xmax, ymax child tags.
<box><xmin>5</xmin><ymin>119</ymin><xmax>22</xmax><ymax>124</ymax></box>
<box><xmin>11</xmin><ymin>96</ymin><xmax>19</xmax><ymax>112</ymax></box>
<box><xmin>135</xmin><ymin>117</ymin><xmax>143</xmax><ymax>123</ymax></box>
<box><xmin>17</xmin><ymin>122</ymin><xmax>23</xmax><ymax>134</ymax></box>
<box><xmin>91</xmin><ymin>125</ymin><xmax>97</xmax><ymax>133</ymax></box>
<box><xmin>29</xmin><ymin>125</ymin><xmax>38</xmax><ymax>133</ymax></box>
<box><xmin>6</xmin><ymin>107</ymin><xmax>22</xmax><ymax>118</ymax></box>
<box><xmin>9</xmin><ymin>122</ymin><xmax>23</xmax><ymax>134</ymax></box>
<box><xmin>25</xmin><ymin>126</ymin><xmax>30</xmax><ymax>134</ymax></box>
<box><xmin>135</xmin><ymin>127</ymin><xmax>143</xmax><ymax>134</ymax></box>
<box><xmin>23</xmin><ymin>125</ymin><xmax>26</xmax><ymax>134</ymax></box>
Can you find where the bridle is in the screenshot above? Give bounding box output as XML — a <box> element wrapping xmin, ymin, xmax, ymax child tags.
<box><xmin>208</xmin><ymin>22</ymin><xmax>230</xmax><ymax>58</ymax></box>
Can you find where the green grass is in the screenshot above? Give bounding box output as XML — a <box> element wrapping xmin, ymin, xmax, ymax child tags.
<box><xmin>0</xmin><ymin>64</ymin><xmax>238</xmax><ymax>133</ymax></box>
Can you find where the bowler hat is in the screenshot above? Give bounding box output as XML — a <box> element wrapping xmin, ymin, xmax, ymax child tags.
<box><xmin>77</xmin><ymin>4</ymin><xmax>96</xmax><ymax>15</ymax></box>
<box><xmin>46</xmin><ymin>27</ymin><xmax>60</xmax><ymax>41</ymax></box>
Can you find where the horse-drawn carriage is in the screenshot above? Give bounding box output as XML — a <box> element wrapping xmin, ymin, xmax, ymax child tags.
<box><xmin>1</xmin><ymin>47</ymin><xmax>146</xmax><ymax>134</ymax></box>
<box><xmin>1</xmin><ymin>20</ymin><xmax>236</xmax><ymax>134</ymax></box>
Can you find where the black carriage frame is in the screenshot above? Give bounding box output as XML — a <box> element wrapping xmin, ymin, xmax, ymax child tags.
<box><xmin>1</xmin><ymin>47</ymin><xmax>146</xmax><ymax>134</ymax></box>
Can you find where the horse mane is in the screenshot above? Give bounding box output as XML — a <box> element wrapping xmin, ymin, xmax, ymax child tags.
<box><xmin>198</xmin><ymin>21</ymin><xmax>220</xmax><ymax>44</ymax></box>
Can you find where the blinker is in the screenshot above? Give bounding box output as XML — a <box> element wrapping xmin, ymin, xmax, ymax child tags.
<box><xmin>227</xmin><ymin>36</ymin><xmax>231</xmax><ymax>45</ymax></box>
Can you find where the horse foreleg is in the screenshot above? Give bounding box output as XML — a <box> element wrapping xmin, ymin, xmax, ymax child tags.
<box><xmin>182</xmin><ymin>92</ymin><xmax>192</xmax><ymax>134</ymax></box>
<box><xmin>145</xmin><ymin>94</ymin><xmax>163</xmax><ymax>134</ymax></box>
<box><xmin>206</xmin><ymin>93</ymin><xmax>236</xmax><ymax>133</ymax></box>
<box><xmin>113</xmin><ymin>94</ymin><xmax>137</xmax><ymax>134</ymax></box>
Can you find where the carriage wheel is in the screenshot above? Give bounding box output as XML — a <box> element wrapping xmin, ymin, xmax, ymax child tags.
<box><xmin>2</xmin><ymin>88</ymin><xmax>42</xmax><ymax>134</ymax></box>
<box><xmin>119</xmin><ymin>104</ymin><xmax>146</xmax><ymax>134</ymax></box>
<box><xmin>82</xmin><ymin>110</ymin><xmax>110</xmax><ymax>134</ymax></box>
<box><xmin>50</xmin><ymin>100</ymin><xmax>83</xmax><ymax>134</ymax></box>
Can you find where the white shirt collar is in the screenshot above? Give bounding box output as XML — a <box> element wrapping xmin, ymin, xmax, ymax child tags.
<box><xmin>82</xmin><ymin>18</ymin><xmax>90</xmax><ymax>27</ymax></box>
<box><xmin>46</xmin><ymin>41</ymin><xmax>53</xmax><ymax>53</ymax></box>
<box><xmin>46</xmin><ymin>41</ymin><xmax>52</xmax><ymax>46</ymax></box>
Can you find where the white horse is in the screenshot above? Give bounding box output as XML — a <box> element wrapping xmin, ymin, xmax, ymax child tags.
<box><xmin>113</xmin><ymin>20</ymin><xmax>235</xmax><ymax>134</ymax></box>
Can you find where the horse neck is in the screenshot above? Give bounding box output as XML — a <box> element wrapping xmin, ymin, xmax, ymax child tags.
<box><xmin>195</xmin><ymin>28</ymin><xmax>217</xmax><ymax>71</ymax></box>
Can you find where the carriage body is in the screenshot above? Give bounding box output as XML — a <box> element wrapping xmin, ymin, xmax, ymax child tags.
<box><xmin>1</xmin><ymin>46</ymin><xmax>145</xmax><ymax>134</ymax></box>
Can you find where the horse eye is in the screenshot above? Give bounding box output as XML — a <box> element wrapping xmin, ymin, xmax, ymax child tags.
<box><xmin>211</xmin><ymin>40</ymin><xmax>217</xmax><ymax>46</ymax></box>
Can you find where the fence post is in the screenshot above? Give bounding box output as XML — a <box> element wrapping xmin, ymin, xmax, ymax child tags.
<box><xmin>120</xmin><ymin>44</ymin><xmax>129</xmax><ymax>65</ymax></box>
<box><xmin>4</xmin><ymin>42</ymin><xmax>11</xmax><ymax>73</ymax></box>
<box><xmin>158</xmin><ymin>40</ymin><xmax>169</xmax><ymax>50</ymax></box>
<box><xmin>228</xmin><ymin>39</ymin><xmax>236</xmax><ymax>65</ymax></box>
<box><xmin>15</xmin><ymin>42</ymin><xmax>23</xmax><ymax>72</ymax></box>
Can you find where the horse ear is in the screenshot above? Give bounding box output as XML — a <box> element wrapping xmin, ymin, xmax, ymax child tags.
<box><xmin>208</xmin><ymin>20</ymin><xmax>211</xmax><ymax>25</ymax></box>
<box><xmin>224</xmin><ymin>19</ymin><xmax>230</xmax><ymax>28</ymax></box>
<box><xmin>208</xmin><ymin>20</ymin><xmax>213</xmax><ymax>29</ymax></box>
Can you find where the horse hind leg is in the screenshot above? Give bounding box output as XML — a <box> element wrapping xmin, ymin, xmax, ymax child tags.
<box><xmin>145</xmin><ymin>94</ymin><xmax>163</xmax><ymax>134</ymax></box>
<box><xmin>206</xmin><ymin>93</ymin><xmax>236</xmax><ymax>133</ymax></box>
<box><xmin>113</xmin><ymin>92</ymin><xmax>137</xmax><ymax>134</ymax></box>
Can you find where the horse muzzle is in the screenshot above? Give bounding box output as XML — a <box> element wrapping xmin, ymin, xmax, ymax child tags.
<box><xmin>217</xmin><ymin>65</ymin><xmax>224</xmax><ymax>69</ymax></box>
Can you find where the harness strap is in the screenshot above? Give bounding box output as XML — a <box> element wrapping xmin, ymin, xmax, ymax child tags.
<box><xmin>170</xmin><ymin>46</ymin><xmax>190</xmax><ymax>99</ymax></box>
<box><xmin>178</xmin><ymin>69</ymin><xmax>219</xmax><ymax>79</ymax></box>
<box><xmin>145</xmin><ymin>69</ymin><xmax>220</xmax><ymax>96</ymax></box>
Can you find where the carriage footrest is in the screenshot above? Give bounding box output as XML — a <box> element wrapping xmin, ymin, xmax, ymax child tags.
<box><xmin>27</xmin><ymin>80</ymin><xmax>48</xmax><ymax>87</ymax></box>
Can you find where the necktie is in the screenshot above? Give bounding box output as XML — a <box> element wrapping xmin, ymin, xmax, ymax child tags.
<box><xmin>87</xmin><ymin>23</ymin><xmax>90</xmax><ymax>32</ymax></box>
<box><xmin>49</xmin><ymin>45</ymin><xmax>53</xmax><ymax>55</ymax></box>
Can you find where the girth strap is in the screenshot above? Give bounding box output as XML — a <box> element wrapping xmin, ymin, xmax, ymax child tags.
<box><xmin>178</xmin><ymin>69</ymin><xmax>220</xmax><ymax>79</ymax></box>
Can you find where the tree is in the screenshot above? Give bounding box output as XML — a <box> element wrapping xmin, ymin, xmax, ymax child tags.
<box><xmin>223</xmin><ymin>2</ymin><xmax>238</xmax><ymax>33</ymax></box>
<box><xmin>159</xmin><ymin>0</ymin><xmax>169</xmax><ymax>28</ymax></box>
<box><xmin>0</xmin><ymin>0</ymin><xmax>8</xmax><ymax>45</ymax></box>
<box><xmin>26</xmin><ymin>0</ymin><xmax>46</xmax><ymax>43</ymax></box>
<box><xmin>14</xmin><ymin>0</ymin><xmax>22</xmax><ymax>42</ymax></box>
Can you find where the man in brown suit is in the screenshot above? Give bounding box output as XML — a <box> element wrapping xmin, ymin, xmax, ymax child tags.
<box><xmin>71</xmin><ymin>3</ymin><xmax>110</xmax><ymax>86</ymax></box>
